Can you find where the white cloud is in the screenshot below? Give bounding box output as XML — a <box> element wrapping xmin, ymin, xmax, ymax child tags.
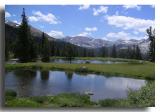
<box><xmin>104</xmin><ymin>31</ymin><xmax>144</xmax><ymax>41</ymax></box>
<box><xmin>48</xmin><ymin>30</ymin><xmax>64</xmax><ymax>39</ymax></box>
<box><xmin>93</xmin><ymin>6</ymin><xmax>108</xmax><ymax>16</ymax></box>
<box><xmin>29</xmin><ymin>16</ymin><xmax>38</xmax><ymax>22</ymax></box>
<box><xmin>151</xmin><ymin>5</ymin><xmax>155</xmax><ymax>8</ymax></box>
<box><xmin>5</xmin><ymin>12</ymin><xmax>11</xmax><ymax>18</ymax></box>
<box><xmin>123</xmin><ymin>5</ymin><xmax>141</xmax><ymax>10</ymax></box>
<box><xmin>105</xmin><ymin>31</ymin><xmax>130</xmax><ymax>41</ymax></box>
<box><xmin>105</xmin><ymin>15</ymin><xmax>154</xmax><ymax>33</ymax></box>
<box><xmin>13</xmin><ymin>20</ymin><xmax>20</xmax><ymax>25</ymax></box>
<box><xmin>76</xmin><ymin>26</ymin><xmax>98</xmax><ymax>37</ymax></box>
<box><xmin>85</xmin><ymin>27</ymin><xmax>97</xmax><ymax>32</ymax></box>
<box><xmin>77</xmin><ymin>32</ymin><xmax>91</xmax><ymax>37</ymax></box>
<box><xmin>79</xmin><ymin>5</ymin><xmax>90</xmax><ymax>10</ymax></box>
<box><xmin>29</xmin><ymin>11</ymin><xmax>61</xmax><ymax>24</ymax></box>
<box><xmin>133</xmin><ymin>31</ymin><xmax>139</xmax><ymax>35</ymax></box>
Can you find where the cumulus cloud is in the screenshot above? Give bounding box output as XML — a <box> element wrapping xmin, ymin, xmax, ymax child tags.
<box><xmin>5</xmin><ymin>12</ymin><xmax>11</xmax><ymax>18</ymax></box>
<box><xmin>48</xmin><ymin>30</ymin><xmax>64</xmax><ymax>39</ymax></box>
<box><xmin>77</xmin><ymin>32</ymin><xmax>91</xmax><ymax>37</ymax></box>
<box><xmin>29</xmin><ymin>16</ymin><xmax>38</xmax><ymax>22</ymax></box>
<box><xmin>13</xmin><ymin>20</ymin><xmax>21</xmax><ymax>25</ymax></box>
<box><xmin>79</xmin><ymin>5</ymin><xmax>90</xmax><ymax>10</ymax></box>
<box><xmin>77</xmin><ymin>26</ymin><xmax>98</xmax><ymax>37</ymax></box>
<box><xmin>123</xmin><ymin>5</ymin><xmax>141</xmax><ymax>10</ymax></box>
<box><xmin>85</xmin><ymin>27</ymin><xmax>97</xmax><ymax>32</ymax></box>
<box><xmin>29</xmin><ymin>11</ymin><xmax>61</xmax><ymax>24</ymax></box>
<box><xmin>105</xmin><ymin>15</ymin><xmax>154</xmax><ymax>33</ymax></box>
<box><xmin>93</xmin><ymin>6</ymin><xmax>108</xmax><ymax>16</ymax></box>
<box><xmin>105</xmin><ymin>31</ymin><xmax>130</xmax><ymax>41</ymax></box>
<box><xmin>103</xmin><ymin>31</ymin><xmax>143</xmax><ymax>41</ymax></box>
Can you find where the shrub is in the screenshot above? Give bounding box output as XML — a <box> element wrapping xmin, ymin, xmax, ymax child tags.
<box><xmin>128</xmin><ymin>81</ymin><xmax>155</xmax><ymax>107</ymax></box>
<box><xmin>85</xmin><ymin>61</ymin><xmax>90</xmax><ymax>64</ymax></box>
<box><xmin>30</xmin><ymin>96</ymin><xmax>48</xmax><ymax>104</ymax></box>
<box><xmin>5</xmin><ymin>90</ymin><xmax>17</xmax><ymax>97</ymax></box>
<box><xmin>75</xmin><ymin>66</ymin><xmax>89</xmax><ymax>73</ymax></box>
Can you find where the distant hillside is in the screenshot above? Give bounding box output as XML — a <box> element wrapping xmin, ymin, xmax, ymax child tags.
<box><xmin>5</xmin><ymin>20</ymin><xmax>150</xmax><ymax>60</ymax></box>
<box><xmin>62</xmin><ymin>36</ymin><xmax>150</xmax><ymax>54</ymax></box>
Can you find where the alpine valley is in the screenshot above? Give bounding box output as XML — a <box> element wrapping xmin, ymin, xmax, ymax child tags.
<box><xmin>5</xmin><ymin>20</ymin><xmax>150</xmax><ymax>59</ymax></box>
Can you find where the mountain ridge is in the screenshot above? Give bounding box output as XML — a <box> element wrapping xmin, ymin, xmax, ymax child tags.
<box><xmin>5</xmin><ymin>20</ymin><xmax>150</xmax><ymax>54</ymax></box>
<box><xmin>62</xmin><ymin>36</ymin><xmax>150</xmax><ymax>54</ymax></box>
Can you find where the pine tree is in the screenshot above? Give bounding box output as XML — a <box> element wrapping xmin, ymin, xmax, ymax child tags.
<box><xmin>127</xmin><ymin>46</ymin><xmax>131</xmax><ymax>59</ymax></box>
<box><xmin>101</xmin><ymin>46</ymin><xmax>106</xmax><ymax>57</ymax></box>
<box><xmin>135</xmin><ymin>45</ymin><xmax>142</xmax><ymax>60</ymax></box>
<box><xmin>146</xmin><ymin>27</ymin><xmax>155</xmax><ymax>62</ymax></box>
<box><xmin>28</xmin><ymin>30</ymin><xmax>37</xmax><ymax>61</ymax></box>
<box><xmin>130</xmin><ymin>45</ymin><xmax>136</xmax><ymax>59</ymax></box>
<box><xmin>112</xmin><ymin>44</ymin><xmax>117</xmax><ymax>58</ymax></box>
<box><xmin>15</xmin><ymin>8</ymin><xmax>36</xmax><ymax>62</ymax></box>
<box><xmin>5</xmin><ymin>37</ymin><xmax>9</xmax><ymax>61</ymax></box>
<box><xmin>41</xmin><ymin>32</ymin><xmax>50</xmax><ymax>62</ymax></box>
<box><xmin>65</xmin><ymin>44</ymin><xmax>74</xmax><ymax>63</ymax></box>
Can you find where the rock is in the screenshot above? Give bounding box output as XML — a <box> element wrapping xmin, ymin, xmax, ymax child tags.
<box><xmin>84</xmin><ymin>91</ymin><xmax>94</xmax><ymax>95</ymax></box>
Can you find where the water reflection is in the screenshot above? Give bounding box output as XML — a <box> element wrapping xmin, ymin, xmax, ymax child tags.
<box><xmin>51</xmin><ymin>59</ymin><xmax>125</xmax><ymax>64</ymax></box>
<box><xmin>41</xmin><ymin>71</ymin><xmax>49</xmax><ymax>80</ymax></box>
<box><xmin>5</xmin><ymin>70</ymin><xmax>146</xmax><ymax>101</ymax></box>
<box><xmin>9</xmin><ymin>69</ymin><xmax>36</xmax><ymax>97</ymax></box>
<box><xmin>14</xmin><ymin>69</ymin><xmax>36</xmax><ymax>78</ymax></box>
<box><xmin>65</xmin><ymin>71</ymin><xmax>73</xmax><ymax>80</ymax></box>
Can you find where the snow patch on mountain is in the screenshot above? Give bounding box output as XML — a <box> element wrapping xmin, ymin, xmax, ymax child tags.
<box><xmin>62</xmin><ymin>36</ymin><xmax>150</xmax><ymax>54</ymax></box>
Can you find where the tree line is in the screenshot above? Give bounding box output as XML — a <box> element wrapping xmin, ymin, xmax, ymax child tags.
<box><xmin>5</xmin><ymin>8</ymin><xmax>155</xmax><ymax>63</ymax></box>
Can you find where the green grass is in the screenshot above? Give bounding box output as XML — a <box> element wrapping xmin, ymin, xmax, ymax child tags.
<box><xmin>5</xmin><ymin>93</ymin><xmax>96</xmax><ymax>107</ymax></box>
<box><xmin>6</xmin><ymin>61</ymin><xmax>154</xmax><ymax>80</ymax></box>
<box><xmin>51</xmin><ymin>56</ymin><xmax>147</xmax><ymax>62</ymax></box>
<box><xmin>47</xmin><ymin>93</ymin><xmax>96</xmax><ymax>107</ymax></box>
<box><xmin>5</xmin><ymin>81</ymin><xmax>154</xmax><ymax>107</ymax></box>
<box><xmin>5</xmin><ymin>98</ymin><xmax>40</xmax><ymax>107</ymax></box>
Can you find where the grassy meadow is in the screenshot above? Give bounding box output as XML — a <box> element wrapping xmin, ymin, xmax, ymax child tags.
<box><xmin>6</xmin><ymin>60</ymin><xmax>154</xmax><ymax>80</ymax></box>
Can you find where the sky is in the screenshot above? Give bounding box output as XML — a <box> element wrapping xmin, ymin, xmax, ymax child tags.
<box><xmin>5</xmin><ymin>5</ymin><xmax>155</xmax><ymax>41</ymax></box>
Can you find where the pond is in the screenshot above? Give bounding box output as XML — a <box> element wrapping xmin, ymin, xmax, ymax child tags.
<box><xmin>5</xmin><ymin>70</ymin><xmax>146</xmax><ymax>101</ymax></box>
<box><xmin>50</xmin><ymin>59</ymin><xmax>125</xmax><ymax>64</ymax></box>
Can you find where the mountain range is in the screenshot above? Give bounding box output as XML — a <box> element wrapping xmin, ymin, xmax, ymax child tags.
<box><xmin>5</xmin><ymin>20</ymin><xmax>150</xmax><ymax>54</ymax></box>
<box><xmin>62</xmin><ymin>36</ymin><xmax>150</xmax><ymax>54</ymax></box>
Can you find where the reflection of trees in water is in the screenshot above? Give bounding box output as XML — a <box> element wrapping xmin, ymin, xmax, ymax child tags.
<box><xmin>40</xmin><ymin>71</ymin><xmax>49</xmax><ymax>80</ymax></box>
<box><xmin>65</xmin><ymin>57</ymin><xmax>75</xmax><ymax>64</ymax></box>
<box><xmin>65</xmin><ymin>71</ymin><xmax>73</xmax><ymax>80</ymax></box>
<box><xmin>14</xmin><ymin>69</ymin><xmax>36</xmax><ymax>78</ymax></box>
<box><xmin>13</xmin><ymin>69</ymin><xmax>37</xmax><ymax>97</ymax></box>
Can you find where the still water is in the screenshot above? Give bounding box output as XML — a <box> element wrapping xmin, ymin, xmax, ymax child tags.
<box><xmin>5</xmin><ymin>69</ymin><xmax>146</xmax><ymax>101</ymax></box>
<box><xmin>51</xmin><ymin>59</ymin><xmax>124</xmax><ymax>64</ymax></box>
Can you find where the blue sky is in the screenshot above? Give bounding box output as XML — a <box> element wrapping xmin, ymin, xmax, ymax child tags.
<box><xmin>5</xmin><ymin>5</ymin><xmax>155</xmax><ymax>41</ymax></box>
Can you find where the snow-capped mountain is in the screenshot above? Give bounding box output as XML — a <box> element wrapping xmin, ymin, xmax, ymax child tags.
<box><xmin>62</xmin><ymin>36</ymin><xmax>150</xmax><ymax>54</ymax></box>
<box><xmin>5</xmin><ymin>20</ymin><xmax>20</xmax><ymax>28</ymax></box>
<box><xmin>63</xmin><ymin>36</ymin><xmax>113</xmax><ymax>48</ymax></box>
